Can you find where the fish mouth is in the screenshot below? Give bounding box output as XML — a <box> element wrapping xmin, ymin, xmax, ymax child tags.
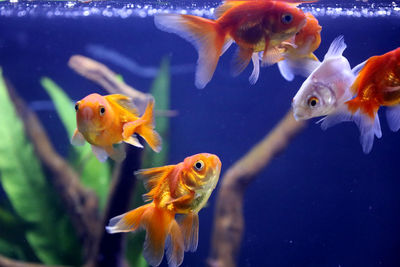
<box><xmin>292</xmin><ymin>108</ymin><xmax>311</xmax><ymax>121</ymax></box>
<box><xmin>81</xmin><ymin>107</ymin><xmax>94</xmax><ymax>121</ymax></box>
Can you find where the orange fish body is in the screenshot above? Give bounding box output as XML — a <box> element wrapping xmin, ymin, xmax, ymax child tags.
<box><xmin>284</xmin><ymin>12</ymin><xmax>321</xmax><ymax>60</ymax></box>
<box><xmin>106</xmin><ymin>153</ymin><xmax>222</xmax><ymax>267</ymax></box>
<box><xmin>347</xmin><ymin>47</ymin><xmax>400</xmax><ymax>120</ymax></box>
<box><xmin>155</xmin><ymin>0</ymin><xmax>312</xmax><ymax>88</ymax></box>
<box><xmin>71</xmin><ymin>93</ymin><xmax>161</xmax><ymax>162</ymax></box>
<box><xmin>277</xmin><ymin>12</ymin><xmax>322</xmax><ymax>81</ymax></box>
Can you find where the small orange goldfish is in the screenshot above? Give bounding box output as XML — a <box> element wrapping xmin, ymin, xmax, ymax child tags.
<box><xmin>277</xmin><ymin>12</ymin><xmax>322</xmax><ymax>81</ymax></box>
<box><xmin>106</xmin><ymin>153</ymin><xmax>222</xmax><ymax>267</ymax></box>
<box><xmin>71</xmin><ymin>93</ymin><xmax>161</xmax><ymax>162</ymax></box>
<box><xmin>155</xmin><ymin>0</ymin><xmax>314</xmax><ymax>88</ymax></box>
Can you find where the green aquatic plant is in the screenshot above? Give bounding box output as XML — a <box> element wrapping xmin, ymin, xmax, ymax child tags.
<box><xmin>126</xmin><ymin>57</ymin><xmax>171</xmax><ymax>267</ymax></box>
<box><xmin>41</xmin><ymin>77</ymin><xmax>111</xmax><ymax>210</ymax></box>
<box><xmin>0</xmin><ymin>69</ymin><xmax>82</xmax><ymax>265</ymax></box>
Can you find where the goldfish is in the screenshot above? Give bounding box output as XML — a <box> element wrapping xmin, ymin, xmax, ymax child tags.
<box><xmin>71</xmin><ymin>93</ymin><xmax>161</xmax><ymax>162</ymax></box>
<box><xmin>277</xmin><ymin>12</ymin><xmax>322</xmax><ymax>81</ymax></box>
<box><xmin>292</xmin><ymin>36</ymin><xmax>355</xmax><ymax>121</ymax></box>
<box><xmin>106</xmin><ymin>153</ymin><xmax>222</xmax><ymax>267</ymax></box>
<box><xmin>291</xmin><ymin>36</ymin><xmax>393</xmax><ymax>153</ymax></box>
<box><xmin>154</xmin><ymin>0</ymin><xmax>314</xmax><ymax>88</ymax></box>
<box><xmin>321</xmin><ymin>47</ymin><xmax>400</xmax><ymax>153</ymax></box>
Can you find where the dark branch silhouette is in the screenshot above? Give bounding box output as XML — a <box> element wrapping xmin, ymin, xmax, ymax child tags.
<box><xmin>208</xmin><ymin>111</ymin><xmax>307</xmax><ymax>267</ymax></box>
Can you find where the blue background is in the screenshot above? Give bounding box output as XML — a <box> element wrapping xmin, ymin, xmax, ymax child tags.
<box><xmin>0</xmin><ymin>9</ymin><xmax>400</xmax><ymax>267</ymax></box>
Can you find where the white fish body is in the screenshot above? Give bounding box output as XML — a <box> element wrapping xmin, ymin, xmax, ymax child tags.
<box><xmin>292</xmin><ymin>36</ymin><xmax>382</xmax><ymax>153</ymax></box>
<box><xmin>291</xmin><ymin>36</ymin><xmax>355</xmax><ymax>121</ymax></box>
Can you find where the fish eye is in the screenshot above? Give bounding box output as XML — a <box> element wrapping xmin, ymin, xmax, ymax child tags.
<box><xmin>99</xmin><ymin>106</ymin><xmax>106</xmax><ymax>116</ymax></box>
<box><xmin>307</xmin><ymin>96</ymin><xmax>319</xmax><ymax>108</ymax></box>
<box><xmin>75</xmin><ymin>103</ymin><xmax>79</xmax><ymax>112</ymax></box>
<box><xmin>193</xmin><ymin>160</ymin><xmax>204</xmax><ymax>171</ymax></box>
<box><xmin>281</xmin><ymin>13</ymin><xmax>293</xmax><ymax>24</ymax></box>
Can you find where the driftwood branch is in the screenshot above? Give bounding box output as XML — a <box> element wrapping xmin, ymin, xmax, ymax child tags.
<box><xmin>208</xmin><ymin>110</ymin><xmax>307</xmax><ymax>267</ymax></box>
<box><xmin>0</xmin><ymin>255</ymin><xmax>68</xmax><ymax>267</ymax></box>
<box><xmin>5</xmin><ymin>80</ymin><xmax>99</xmax><ymax>259</ymax></box>
<box><xmin>85</xmin><ymin>146</ymin><xmax>142</xmax><ymax>267</ymax></box>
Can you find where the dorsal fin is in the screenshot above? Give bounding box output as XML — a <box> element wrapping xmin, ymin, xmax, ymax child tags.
<box><xmin>215</xmin><ymin>1</ymin><xmax>246</xmax><ymax>19</ymax></box>
<box><xmin>135</xmin><ymin>165</ymin><xmax>176</xmax><ymax>192</ymax></box>
<box><xmin>105</xmin><ymin>94</ymin><xmax>139</xmax><ymax>116</ymax></box>
<box><xmin>324</xmin><ymin>35</ymin><xmax>346</xmax><ymax>60</ymax></box>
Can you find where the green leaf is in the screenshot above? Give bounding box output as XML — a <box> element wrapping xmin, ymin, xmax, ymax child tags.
<box><xmin>0</xmin><ymin>204</ymin><xmax>39</xmax><ymax>262</ymax></box>
<box><xmin>0</xmin><ymin>69</ymin><xmax>81</xmax><ymax>265</ymax></box>
<box><xmin>40</xmin><ymin>77</ymin><xmax>111</xmax><ymax>209</ymax></box>
<box><xmin>126</xmin><ymin>57</ymin><xmax>171</xmax><ymax>267</ymax></box>
<box><xmin>143</xmin><ymin>56</ymin><xmax>170</xmax><ymax>168</ymax></box>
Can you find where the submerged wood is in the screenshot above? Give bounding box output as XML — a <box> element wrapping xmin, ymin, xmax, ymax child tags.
<box><xmin>86</xmin><ymin>145</ymin><xmax>142</xmax><ymax>267</ymax></box>
<box><xmin>207</xmin><ymin>111</ymin><xmax>306</xmax><ymax>267</ymax></box>
<box><xmin>5</xmin><ymin>80</ymin><xmax>99</xmax><ymax>260</ymax></box>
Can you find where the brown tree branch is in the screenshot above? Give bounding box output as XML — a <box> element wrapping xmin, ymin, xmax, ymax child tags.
<box><xmin>5</xmin><ymin>80</ymin><xmax>100</xmax><ymax>260</ymax></box>
<box><xmin>207</xmin><ymin>110</ymin><xmax>307</xmax><ymax>267</ymax></box>
<box><xmin>0</xmin><ymin>255</ymin><xmax>68</xmax><ymax>267</ymax></box>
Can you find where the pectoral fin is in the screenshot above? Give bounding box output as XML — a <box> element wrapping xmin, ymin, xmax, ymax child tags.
<box><xmin>91</xmin><ymin>145</ymin><xmax>109</xmax><ymax>162</ymax></box>
<box><xmin>231</xmin><ymin>47</ymin><xmax>253</xmax><ymax>76</ymax></box>
<box><xmin>71</xmin><ymin>129</ymin><xmax>86</xmax><ymax>146</ymax></box>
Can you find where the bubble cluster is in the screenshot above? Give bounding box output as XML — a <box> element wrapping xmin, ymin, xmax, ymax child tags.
<box><xmin>0</xmin><ymin>1</ymin><xmax>399</xmax><ymax>18</ymax></box>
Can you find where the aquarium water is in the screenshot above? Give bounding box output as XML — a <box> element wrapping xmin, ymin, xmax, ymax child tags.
<box><xmin>0</xmin><ymin>1</ymin><xmax>400</xmax><ymax>267</ymax></box>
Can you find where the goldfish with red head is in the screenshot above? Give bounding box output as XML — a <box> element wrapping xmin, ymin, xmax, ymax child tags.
<box><xmin>106</xmin><ymin>153</ymin><xmax>222</xmax><ymax>267</ymax></box>
<box><xmin>155</xmin><ymin>0</ymin><xmax>315</xmax><ymax>88</ymax></box>
<box><xmin>72</xmin><ymin>93</ymin><xmax>161</xmax><ymax>162</ymax></box>
<box><xmin>342</xmin><ymin>47</ymin><xmax>400</xmax><ymax>153</ymax></box>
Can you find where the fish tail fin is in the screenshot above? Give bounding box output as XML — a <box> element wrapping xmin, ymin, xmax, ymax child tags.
<box><xmin>122</xmin><ymin>99</ymin><xmax>162</xmax><ymax>153</ymax></box>
<box><xmin>106</xmin><ymin>203</ymin><xmax>184</xmax><ymax>267</ymax></box>
<box><xmin>154</xmin><ymin>14</ymin><xmax>225</xmax><ymax>89</ymax></box>
<box><xmin>277</xmin><ymin>56</ymin><xmax>321</xmax><ymax>81</ymax></box>
<box><xmin>319</xmin><ymin>98</ymin><xmax>381</xmax><ymax>154</ymax></box>
<box><xmin>178</xmin><ymin>213</ymin><xmax>199</xmax><ymax>252</ymax></box>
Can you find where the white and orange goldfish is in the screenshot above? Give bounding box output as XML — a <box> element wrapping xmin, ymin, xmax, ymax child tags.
<box><xmin>72</xmin><ymin>93</ymin><xmax>161</xmax><ymax>162</ymax></box>
<box><xmin>106</xmin><ymin>153</ymin><xmax>222</xmax><ymax>267</ymax></box>
<box><xmin>291</xmin><ymin>36</ymin><xmax>386</xmax><ymax>153</ymax></box>
<box><xmin>321</xmin><ymin>47</ymin><xmax>400</xmax><ymax>153</ymax></box>
<box><xmin>155</xmin><ymin>0</ymin><xmax>314</xmax><ymax>88</ymax></box>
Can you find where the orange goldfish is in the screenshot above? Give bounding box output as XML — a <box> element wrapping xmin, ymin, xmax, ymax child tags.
<box><xmin>345</xmin><ymin>47</ymin><xmax>400</xmax><ymax>152</ymax></box>
<box><xmin>277</xmin><ymin>12</ymin><xmax>322</xmax><ymax>81</ymax></box>
<box><xmin>71</xmin><ymin>93</ymin><xmax>161</xmax><ymax>162</ymax></box>
<box><xmin>106</xmin><ymin>153</ymin><xmax>222</xmax><ymax>267</ymax></box>
<box><xmin>155</xmin><ymin>0</ymin><xmax>314</xmax><ymax>88</ymax></box>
